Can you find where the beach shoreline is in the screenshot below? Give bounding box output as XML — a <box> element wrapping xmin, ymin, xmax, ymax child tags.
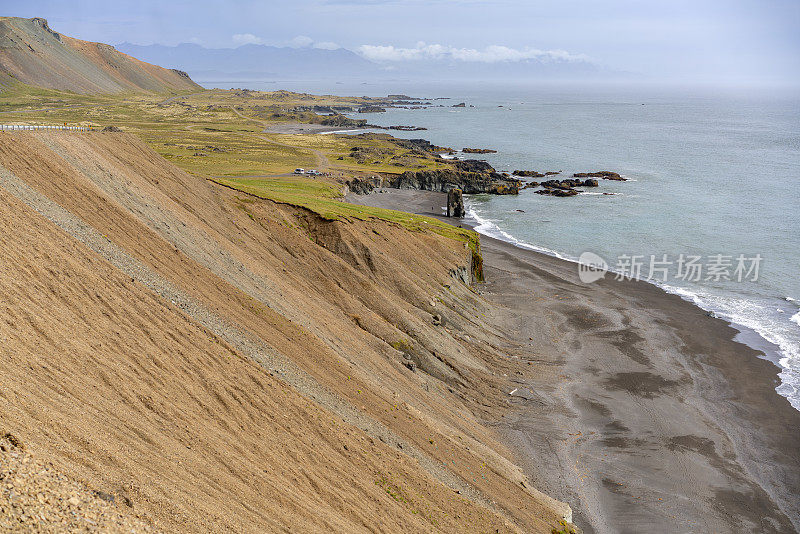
<box><xmin>347</xmin><ymin>188</ymin><xmax>800</xmax><ymax>533</ymax></box>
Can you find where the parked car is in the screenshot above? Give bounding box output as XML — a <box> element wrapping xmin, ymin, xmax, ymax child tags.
<box><xmin>294</xmin><ymin>168</ymin><xmax>305</xmax><ymax>174</ymax></box>
<box><xmin>307</xmin><ymin>169</ymin><xmax>320</xmax><ymax>176</ymax></box>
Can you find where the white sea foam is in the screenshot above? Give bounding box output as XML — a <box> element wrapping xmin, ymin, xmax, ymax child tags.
<box><xmin>466</xmin><ymin>199</ymin><xmax>800</xmax><ymax>411</ymax></box>
<box><xmin>466</xmin><ymin>204</ymin><xmax>572</xmax><ymax>260</ymax></box>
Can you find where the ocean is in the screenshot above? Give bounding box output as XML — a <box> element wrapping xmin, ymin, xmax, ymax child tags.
<box><xmin>206</xmin><ymin>79</ymin><xmax>800</xmax><ymax>410</ymax></box>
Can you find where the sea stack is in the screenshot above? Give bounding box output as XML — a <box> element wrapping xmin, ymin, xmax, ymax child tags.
<box><xmin>447</xmin><ymin>188</ymin><xmax>465</xmax><ymax>217</ymax></box>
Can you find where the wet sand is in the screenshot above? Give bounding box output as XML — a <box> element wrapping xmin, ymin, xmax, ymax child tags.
<box><xmin>348</xmin><ymin>189</ymin><xmax>800</xmax><ymax>533</ymax></box>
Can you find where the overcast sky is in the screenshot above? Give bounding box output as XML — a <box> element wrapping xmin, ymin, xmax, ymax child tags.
<box><xmin>6</xmin><ymin>0</ymin><xmax>800</xmax><ymax>84</ymax></box>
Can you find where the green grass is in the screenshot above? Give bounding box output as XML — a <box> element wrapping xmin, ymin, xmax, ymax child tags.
<box><xmin>3</xmin><ymin>85</ymin><xmax>483</xmax><ymax>277</ymax></box>
<box><xmin>214</xmin><ymin>175</ymin><xmax>479</xmax><ymax>249</ymax></box>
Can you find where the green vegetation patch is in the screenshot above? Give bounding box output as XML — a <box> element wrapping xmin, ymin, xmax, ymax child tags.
<box><xmin>3</xmin><ymin>86</ymin><xmax>482</xmax><ymax>274</ymax></box>
<box><xmin>213</xmin><ymin>174</ymin><xmax>481</xmax><ymax>262</ymax></box>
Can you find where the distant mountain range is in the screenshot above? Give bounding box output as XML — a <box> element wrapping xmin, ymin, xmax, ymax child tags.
<box><xmin>0</xmin><ymin>17</ymin><xmax>201</xmax><ymax>94</ymax></box>
<box><xmin>116</xmin><ymin>42</ymin><xmax>380</xmax><ymax>81</ymax></box>
<box><xmin>116</xmin><ymin>42</ymin><xmax>613</xmax><ymax>84</ymax></box>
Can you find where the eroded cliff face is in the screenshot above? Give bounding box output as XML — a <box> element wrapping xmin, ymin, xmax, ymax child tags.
<box><xmin>0</xmin><ymin>131</ymin><xmax>571</xmax><ymax>532</ymax></box>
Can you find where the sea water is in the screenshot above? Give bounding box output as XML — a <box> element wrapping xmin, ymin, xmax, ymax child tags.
<box><xmin>206</xmin><ymin>79</ymin><xmax>800</xmax><ymax>409</ymax></box>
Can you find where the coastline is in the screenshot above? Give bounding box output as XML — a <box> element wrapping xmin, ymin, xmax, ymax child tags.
<box><xmin>347</xmin><ymin>189</ymin><xmax>800</xmax><ymax>533</ymax></box>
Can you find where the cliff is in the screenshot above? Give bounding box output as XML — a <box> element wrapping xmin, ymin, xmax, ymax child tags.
<box><xmin>0</xmin><ymin>131</ymin><xmax>571</xmax><ymax>532</ymax></box>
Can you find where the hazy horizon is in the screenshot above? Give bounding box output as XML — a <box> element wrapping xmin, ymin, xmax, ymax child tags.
<box><xmin>5</xmin><ymin>1</ymin><xmax>800</xmax><ymax>86</ymax></box>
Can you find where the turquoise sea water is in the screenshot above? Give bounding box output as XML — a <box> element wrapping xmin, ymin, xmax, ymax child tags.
<box><xmin>206</xmin><ymin>79</ymin><xmax>800</xmax><ymax>409</ymax></box>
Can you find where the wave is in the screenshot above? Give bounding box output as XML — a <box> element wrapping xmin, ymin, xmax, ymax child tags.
<box><xmin>465</xmin><ymin>199</ymin><xmax>800</xmax><ymax>411</ymax></box>
<box><xmin>466</xmin><ymin>205</ymin><xmax>574</xmax><ymax>261</ymax></box>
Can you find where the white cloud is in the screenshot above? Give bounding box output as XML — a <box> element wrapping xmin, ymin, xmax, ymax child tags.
<box><xmin>357</xmin><ymin>42</ymin><xmax>590</xmax><ymax>63</ymax></box>
<box><xmin>232</xmin><ymin>33</ymin><xmax>264</xmax><ymax>45</ymax></box>
<box><xmin>313</xmin><ymin>41</ymin><xmax>341</xmax><ymax>50</ymax></box>
<box><xmin>289</xmin><ymin>35</ymin><xmax>315</xmax><ymax>48</ymax></box>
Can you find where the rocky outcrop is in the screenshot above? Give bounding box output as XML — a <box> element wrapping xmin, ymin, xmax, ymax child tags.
<box><xmin>463</xmin><ymin>148</ymin><xmax>497</xmax><ymax>154</ymax></box>
<box><xmin>388</xmin><ymin>169</ymin><xmax>520</xmax><ymax>195</ymax></box>
<box><xmin>357</xmin><ymin>106</ymin><xmax>386</xmax><ymax>113</ymax></box>
<box><xmin>536</xmin><ymin>188</ymin><xmax>579</xmax><ymax>197</ymax></box>
<box><xmin>345</xmin><ymin>177</ymin><xmax>375</xmax><ymax>195</ymax></box>
<box><xmin>573</xmin><ymin>171</ymin><xmax>626</xmax><ymax>181</ymax></box>
<box><xmin>447</xmin><ymin>188</ymin><xmax>465</xmax><ymax>217</ymax></box>
<box><xmin>454</xmin><ymin>159</ymin><xmax>494</xmax><ymax>173</ymax></box>
<box><xmin>541</xmin><ymin>178</ymin><xmax>598</xmax><ymax>189</ymax></box>
<box><xmin>452</xmin><ymin>102</ymin><xmax>466</xmax><ymax>108</ymax></box>
<box><xmin>318</xmin><ymin>114</ymin><xmax>368</xmax><ymax>127</ymax></box>
<box><xmin>513</xmin><ymin>170</ymin><xmax>545</xmax><ymax>178</ymax></box>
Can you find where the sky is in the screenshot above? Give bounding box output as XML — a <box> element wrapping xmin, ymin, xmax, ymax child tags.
<box><xmin>4</xmin><ymin>0</ymin><xmax>800</xmax><ymax>84</ymax></box>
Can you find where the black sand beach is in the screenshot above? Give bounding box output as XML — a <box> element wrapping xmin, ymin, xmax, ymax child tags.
<box><xmin>348</xmin><ymin>189</ymin><xmax>800</xmax><ymax>533</ymax></box>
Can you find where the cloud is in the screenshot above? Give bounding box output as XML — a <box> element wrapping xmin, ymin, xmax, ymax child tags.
<box><xmin>232</xmin><ymin>33</ymin><xmax>264</xmax><ymax>45</ymax></box>
<box><xmin>357</xmin><ymin>42</ymin><xmax>590</xmax><ymax>63</ymax></box>
<box><xmin>289</xmin><ymin>35</ymin><xmax>315</xmax><ymax>48</ymax></box>
<box><xmin>313</xmin><ymin>41</ymin><xmax>341</xmax><ymax>50</ymax></box>
<box><xmin>231</xmin><ymin>34</ymin><xmax>340</xmax><ymax>50</ymax></box>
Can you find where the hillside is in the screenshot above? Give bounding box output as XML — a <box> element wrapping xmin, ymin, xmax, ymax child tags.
<box><xmin>0</xmin><ymin>17</ymin><xmax>201</xmax><ymax>94</ymax></box>
<box><xmin>0</xmin><ymin>130</ymin><xmax>573</xmax><ymax>532</ymax></box>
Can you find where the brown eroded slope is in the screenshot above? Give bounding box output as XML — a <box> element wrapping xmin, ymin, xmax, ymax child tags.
<box><xmin>0</xmin><ymin>131</ymin><xmax>573</xmax><ymax>532</ymax></box>
<box><xmin>0</xmin><ymin>17</ymin><xmax>200</xmax><ymax>94</ymax></box>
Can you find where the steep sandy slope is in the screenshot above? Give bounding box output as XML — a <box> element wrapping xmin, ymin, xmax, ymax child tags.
<box><xmin>0</xmin><ymin>17</ymin><xmax>200</xmax><ymax>94</ymax></box>
<box><xmin>0</xmin><ymin>131</ymin><xmax>573</xmax><ymax>532</ymax></box>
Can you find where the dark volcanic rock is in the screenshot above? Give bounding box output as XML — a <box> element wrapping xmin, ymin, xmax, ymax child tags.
<box><xmin>463</xmin><ymin>148</ymin><xmax>497</xmax><ymax>154</ymax></box>
<box><xmin>346</xmin><ymin>177</ymin><xmax>375</xmax><ymax>195</ymax></box>
<box><xmin>573</xmin><ymin>171</ymin><xmax>625</xmax><ymax>181</ymax></box>
<box><xmin>536</xmin><ymin>188</ymin><xmax>579</xmax><ymax>197</ymax></box>
<box><xmin>544</xmin><ymin>171</ymin><xmax>561</xmax><ymax>176</ymax></box>
<box><xmin>357</xmin><ymin>105</ymin><xmax>386</xmax><ymax>113</ymax></box>
<box><xmin>513</xmin><ymin>170</ymin><xmax>545</xmax><ymax>178</ymax></box>
<box><xmin>454</xmin><ymin>159</ymin><xmax>494</xmax><ymax>173</ymax></box>
<box><xmin>447</xmin><ymin>188</ymin><xmax>465</xmax><ymax>217</ymax></box>
<box><xmin>542</xmin><ymin>178</ymin><xmax>598</xmax><ymax>189</ymax></box>
<box><xmin>388</xmin><ymin>169</ymin><xmax>520</xmax><ymax>195</ymax></box>
<box><xmin>452</xmin><ymin>102</ymin><xmax>466</xmax><ymax>107</ymax></box>
<box><xmin>319</xmin><ymin>114</ymin><xmax>367</xmax><ymax>127</ymax></box>
<box><xmin>522</xmin><ymin>181</ymin><xmax>540</xmax><ymax>189</ymax></box>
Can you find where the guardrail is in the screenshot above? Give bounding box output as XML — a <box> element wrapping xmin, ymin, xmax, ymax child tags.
<box><xmin>0</xmin><ymin>125</ymin><xmax>97</xmax><ymax>132</ymax></box>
